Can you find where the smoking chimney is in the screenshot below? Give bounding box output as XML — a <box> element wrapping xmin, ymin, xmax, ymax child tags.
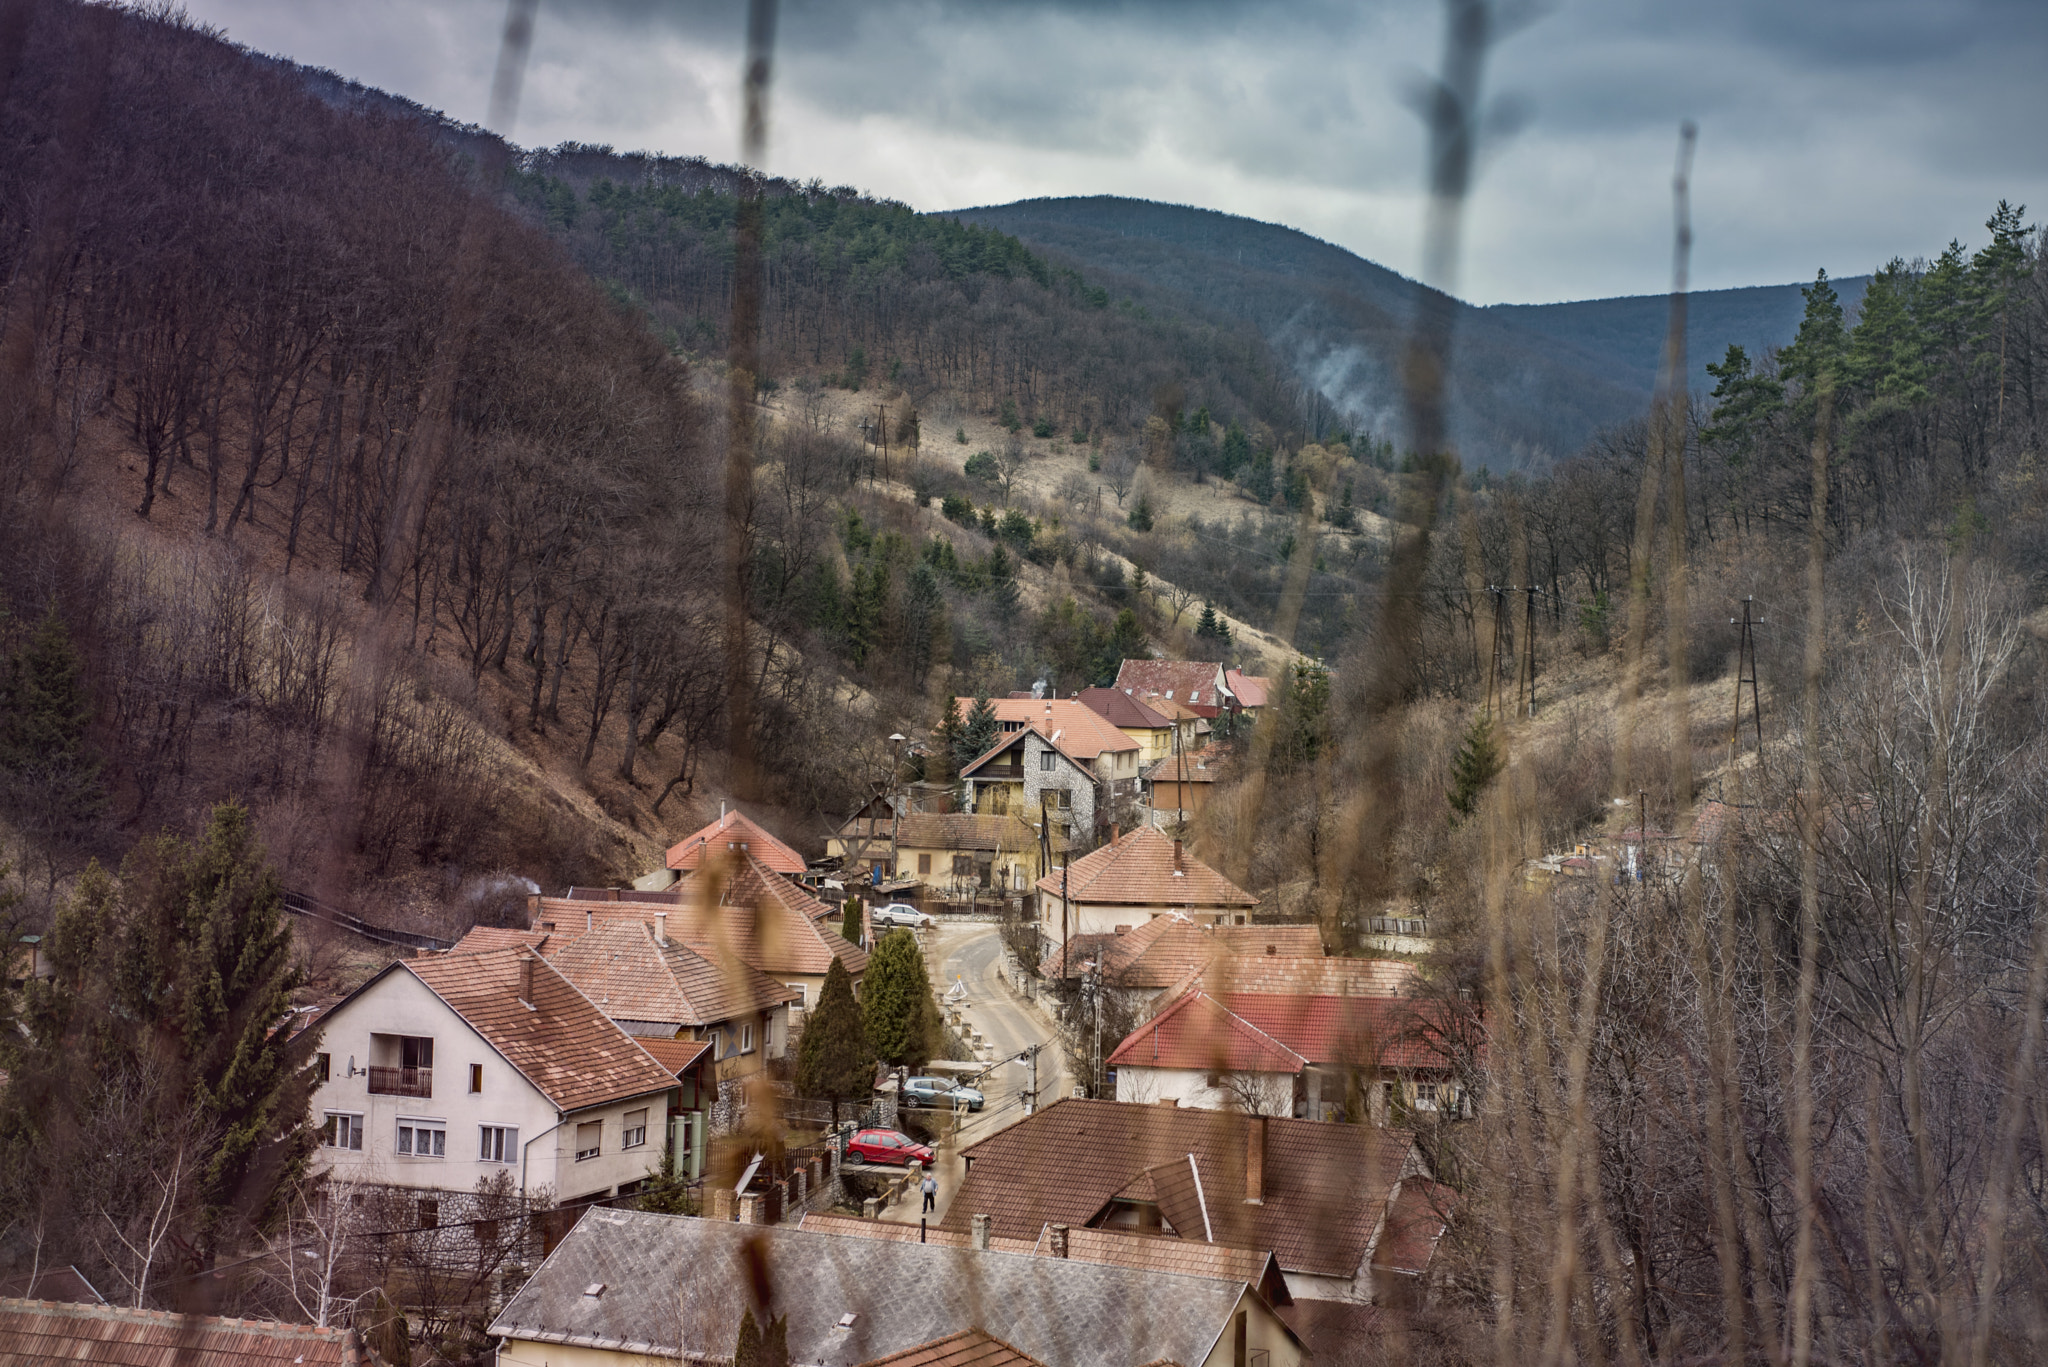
<box><xmin>1245</xmin><ymin>1115</ymin><xmax>1266</xmax><ymax>1204</ymax></box>
<box><xmin>1049</xmin><ymin>1224</ymin><xmax>1070</xmax><ymax>1258</ymax></box>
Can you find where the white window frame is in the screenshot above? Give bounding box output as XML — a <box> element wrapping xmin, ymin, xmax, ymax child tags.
<box><xmin>740</xmin><ymin>1022</ymin><xmax>755</xmax><ymax>1055</ymax></box>
<box><xmin>396</xmin><ymin>1117</ymin><xmax>447</xmax><ymax>1158</ymax></box>
<box><xmin>787</xmin><ymin>983</ymin><xmax>807</xmax><ymax>1010</ymax></box>
<box><xmin>623</xmin><ymin>1109</ymin><xmax>649</xmax><ymax>1150</ymax></box>
<box><xmin>479</xmin><ymin>1125</ymin><xmax>519</xmax><ymax>1163</ymax></box>
<box><xmin>574</xmin><ymin>1120</ymin><xmax>602</xmax><ymax>1162</ymax></box>
<box><xmin>321</xmin><ymin>1111</ymin><xmax>364</xmax><ymax>1151</ymax></box>
<box><xmin>1040</xmin><ymin>750</ymin><xmax>1057</xmax><ymax>771</ymax></box>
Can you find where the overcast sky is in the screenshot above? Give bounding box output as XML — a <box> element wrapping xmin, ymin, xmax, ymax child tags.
<box><xmin>182</xmin><ymin>0</ymin><xmax>2046</xmax><ymax>305</ymax></box>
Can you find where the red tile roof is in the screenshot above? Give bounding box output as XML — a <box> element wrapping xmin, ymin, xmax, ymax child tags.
<box><xmin>536</xmin><ymin>855</ymin><xmax>868</xmax><ymax>980</ymax></box>
<box><xmin>945</xmin><ymin>1098</ymin><xmax>1415</xmax><ymax>1278</ymax></box>
<box><xmin>406</xmin><ymin>946</ymin><xmax>676</xmax><ymax>1113</ymax></box>
<box><xmin>1076</xmin><ymin>687</ymin><xmax>1174</xmax><ymax>731</ymax></box>
<box><xmin>1112</xmin><ymin>661</ymin><xmax>1228</xmax><ymax>714</ymax></box>
<box><xmin>1142</xmin><ymin>745</ymin><xmax>1228</xmax><ymax>785</ymax></box>
<box><xmin>957</xmin><ymin>725</ymin><xmax>1096</xmax><ymax>780</ymax></box>
<box><xmin>1152</xmin><ymin>953</ymin><xmax>1419</xmax><ymax>1001</ymax></box>
<box><xmin>1108</xmin><ymin>991</ymin><xmax>1459</xmax><ymax>1074</ymax></box>
<box><xmin>0</xmin><ymin>1299</ymin><xmax>377</xmax><ymax>1366</ymax></box>
<box><xmin>859</xmin><ymin>1329</ymin><xmax>1047</xmax><ymax>1367</ymax></box>
<box><xmin>637</xmin><ymin>1036</ymin><xmax>714</xmax><ymax>1077</ymax></box>
<box><xmin>951</xmin><ymin>698</ymin><xmax>1141</xmax><ymax>759</ymax></box>
<box><xmin>1372</xmin><ymin>1178</ymin><xmax>1456</xmax><ymax>1275</ymax></box>
<box><xmin>1036</xmin><ymin>828</ymin><xmax>1254</xmax><ymax>909</ymax></box>
<box><xmin>542</xmin><ymin>918</ymin><xmax>793</xmax><ymax>1027</ymax></box>
<box><xmin>1223</xmin><ymin>671</ymin><xmax>1273</xmax><ymax>709</ymax></box>
<box><xmin>1040</xmin><ymin>921</ymin><xmax>1326</xmax><ymax>987</ymax></box>
<box><xmin>665</xmin><ymin>808</ymin><xmax>807</xmax><ymax>873</ymax></box>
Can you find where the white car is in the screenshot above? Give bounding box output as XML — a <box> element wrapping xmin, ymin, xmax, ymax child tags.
<box><xmin>870</xmin><ymin>902</ymin><xmax>935</xmax><ymax>929</ymax></box>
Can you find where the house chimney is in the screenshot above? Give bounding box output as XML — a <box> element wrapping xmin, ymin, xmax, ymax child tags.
<box><xmin>526</xmin><ymin>893</ymin><xmax>543</xmax><ymax>927</ymax></box>
<box><xmin>585</xmin><ymin>909</ymin><xmax>593</xmax><ymax>934</ymax></box>
<box><xmin>1111</xmin><ymin>823</ymin><xmax>1119</xmax><ymax>844</ymax></box>
<box><xmin>518</xmin><ymin>952</ymin><xmax>535</xmax><ymax>1009</ymax></box>
<box><xmin>654</xmin><ymin>912</ymin><xmax>668</xmax><ymax>945</ymax></box>
<box><xmin>1173</xmin><ymin>839</ymin><xmax>1184</xmax><ymax>871</ymax></box>
<box><xmin>972</xmin><ymin>1214</ymin><xmax>993</xmax><ymax>1251</ymax></box>
<box><xmin>1245</xmin><ymin>1115</ymin><xmax>1267</xmax><ymax>1204</ymax></box>
<box><xmin>1049</xmin><ymin>1224</ymin><xmax>1070</xmax><ymax>1258</ymax></box>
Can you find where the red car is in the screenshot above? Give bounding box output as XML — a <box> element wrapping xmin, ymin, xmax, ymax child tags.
<box><xmin>845</xmin><ymin>1128</ymin><xmax>935</xmax><ymax>1167</ymax></box>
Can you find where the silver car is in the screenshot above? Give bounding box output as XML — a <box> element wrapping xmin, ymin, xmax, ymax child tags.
<box><xmin>871</xmin><ymin>902</ymin><xmax>936</xmax><ymax>929</ymax></box>
<box><xmin>902</xmin><ymin>1076</ymin><xmax>984</xmax><ymax>1111</ymax></box>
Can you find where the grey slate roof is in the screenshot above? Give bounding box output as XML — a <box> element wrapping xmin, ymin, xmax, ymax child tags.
<box><xmin>490</xmin><ymin>1207</ymin><xmax>1283</xmax><ymax>1367</ymax></box>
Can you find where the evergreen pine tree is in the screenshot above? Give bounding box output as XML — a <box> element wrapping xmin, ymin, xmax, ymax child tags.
<box><xmin>795</xmin><ymin>958</ymin><xmax>875</xmax><ymax>1126</ymax></box>
<box><xmin>930</xmin><ymin>698</ymin><xmax>963</xmax><ymax>790</ymax></box>
<box><xmin>0</xmin><ymin>605</ymin><xmax>106</xmax><ymax>867</ymax></box>
<box><xmin>1196</xmin><ymin>604</ymin><xmax>1220</xmax><ymax>638</ymax></box>
<box><xmin>1126</xmin><ymin>493</ymin><xmax>1153</xmax><ymax>531</ymax></box>
<box><xmin>1448</xmin><ymin>717</ymin><xmax>1504</xmax><ymax>819</ymax></box>
<box><xmin>861</xmin><ymin>928</ymin><xmax>936</xmax><ymax>1073</ymax></box>
<box><xmin>840</xmin><ymin>896</ymin><xmax>864</xmax><ymax>945</ymax></box>
<box><xmin>956</xmin><ymin>695</ymin><xmax>999</xmax><ymax>771</ymax></box>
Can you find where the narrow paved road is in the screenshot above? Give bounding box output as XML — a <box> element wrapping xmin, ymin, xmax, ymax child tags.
<box><xmin>875</xmin><ymin>922</ymin><xmax>1063</xmax><ymax>1226</ymax></box>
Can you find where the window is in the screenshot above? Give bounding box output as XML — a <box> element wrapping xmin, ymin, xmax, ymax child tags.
<box><xmin>469</xmin><ymin>1064</ymin><xmax>483</xmax><ymax>1094</ymax></box>
<box><xmin>740</xmin><ymin>1023</ymin><xmax>755</xmax><ymax>1054</ymax></box>
<box><xmin>417</xmin><ymin>1199</ymin><xmax>439</xmax><ymax>1228</ymax></box>
<box><xmin>1414</xmin><ymin>1082</ymin><xmax>1440</xmax><ymax>1110</ymax></box>
<box><xmin>314</xmin><ymin>1053</ymin><xmax>331</xmax><ymax>1083</ymax></box>
<box><xmin>787</xmin><ymin>984</ymin><xmax>807</xmax><ymax>1010</ymax></box>
<box><xmin>1049</xmin><ymin>788</ymin><xmax>1071</xmax><ymax>809</ymax></box>
<box><xmin>1040</xmin><ymin>750</ymin><xmax>1057</xmax><ymax>771</ymax></box>
<box><xmin>917</xmin><ymin>853</ymin><xmax>932</xmax><ymax>875</ymax></box>
<box><xmin>952</xmin><ymin>854</ymin><xmax>974</xmax><ymax>877</ymax></box>
<box><xmin>575</xmin><ymin>1121</ymin><xmax>602</xmax><ymax>1161</ymax></box>
<box><xmin>396</xmin><ymin>1119</ymin><xmax>446</xmax><ymax>1157</ymax></box>
<box><xmin>623</xmin><ymin>1109</ymin><xmax>649</xmax><ymax>1149</ymax></box>
<box><xmin>479</xmin><ymin>1125</ymin><xmax>519</xmax><ymax>1163</ymax></box>
<box><xmin>707</xmin><ymin>1029</ymin><xmax>722</xmax><ymax>1059</ymax></box>
<box><xmin>320</xmin><ymin>1112</ymin><xmax>363</xmax><ymax>1150</ymax></box>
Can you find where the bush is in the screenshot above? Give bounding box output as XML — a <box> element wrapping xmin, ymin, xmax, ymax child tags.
<box><xmin>964</xmin><ymin>450</ymin><xmax>998</xmax><ymax>483</ymax></box>
<box><xmin>1000</xmin><ymin>397</ymin><xmax>1021</xmax><ymax>431</ymax></box>
<box><xmin>1033</xmin><ymin>415</ymin><xmax>1055</xmax><ymax>438</ymax></box>
<box><xmin>1071</xmin><ymin>427</ymin><xmax>1089</xmax><ymax>444</ymax></box>
<box><xmin>1127</xmin><ymin>494</ymin><xmax>1154</xmax><ymax>532</ymax></box>
<box><xmin>955</xmin><ymin>426</ymin><xmax>968</xmax><ymax>444</ymax></box>
<box><xmin>942</xmin><ymin>492</ymin><xmax>975</xmax><ymax>525</ymax></box>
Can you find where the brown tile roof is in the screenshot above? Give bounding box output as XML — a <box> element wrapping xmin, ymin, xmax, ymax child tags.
<box><xmin>1076</xmin><ymin>687</ymin><xmax>1173</xmax><ymax>731</ymax></box>
<box><xmin>1223</xmin><ymin>671</ymin><xmax>1272</xmax><ymax>709</ymax></box>
<box><xmin>542</xmin><ymin>918</ymin><xmax>792</xmax><ymax>1028</ymax></box>
<box><xmin>1040</xmin><ymin>921</ymin><xmax>1327</xmax><ymax>987</ymax></box>
<box><xmin>448</xmin><ymin>926</ymin><xmax>554</xmax><ymax>953</ymax></box>
<box><xmin>406</xmin><ymin>947</ymin><xmax>676</xmax><ymax>1113</ymax></box>
<box><xmin>945</xmin><ymin>1098</ymin><xmax>1416</xmax><ymax>1278</ymax></box>
<box><xmin>1108</xmin><ymin>990</ymin><xmax>1459</xmax><ymax>1073</ymax></box>
<box><xmin>959</xmin><ymin>724</ymin><xmax>1097</xmax><ymax>779</ymax></box>
<box><xmin>1277</xmin><ymin>1299</ymin><xmax>1390</xmax><ymax>1367</ymax></box>
<box><xmin>533</xmin><ymin>856</ymin><xmax>868</xmax><ymax>981</ymax></box>
<box><xmin>637</xmin><ymin>1036</ymin><xmax>713</xmax><ymax>1076</ymax></box>
<box><xmin>1035</xmin><ymin>829</ymin><xmax>1254</xmax><ymax>909</ymax></box>
<box><xmin>665</xmin><ymin>808</ymin><xmax>808</xmax><ymax>873</ymax></box>
<box><xmin>1372</xmin><ymin>1178</ymin><xmax>1455</xmax><ymax>1275</ymax></box>
<box><xmin>1112</xmin><ymin>661</ymin><xmax>1228</xmax><ymax>713</ymax></box>
<box><xmin>0</xmin><ymin>1299</ymin><xmax>376</xmax><ymax>1366</ymax></box>
<box><xmin>897</xmin><ymin>812</ymin><xmax>1066</xmax><ymax>854</ymax></box>
<box><xmin>1142</xmin><ymin>745</ymin><xmax>1228</xmax><ymax>785</ymax></box>
<box><xmin>952</xmin><ymin>698</ymin><xmax>1141</xmax><ymax>759</ymax></box>
<box><xmin>860</xmin><ymin>1329</ymin><xmax>1048</xmax><ymax>1367</ymax></box>
<box><xmin>1155</xmin><ymin>952</ymin><xmax>1418</xmax><ymax>1000</ymax></box>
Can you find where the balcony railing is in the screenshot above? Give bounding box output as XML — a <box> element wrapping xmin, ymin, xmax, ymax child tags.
<box><xmin>368</xmin><ymin>1065</ymin><xmax>432</xmax><ymax>1097</ymax></box>
<box><xmin>1363</xmin><ymin>916</ymin><xmax>1431</xmax><ymax>938</ymax></box>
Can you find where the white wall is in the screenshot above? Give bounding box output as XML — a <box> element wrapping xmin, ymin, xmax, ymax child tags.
<box><xmin>307</xmin><ymin>967</ymin><xmax>668</xmax><ymax>1202</ymax></box>
<box><xmin>1114</xmin><ymin>1065</ymin><xmax>1294</xmax><ymax>1117</ymax></box>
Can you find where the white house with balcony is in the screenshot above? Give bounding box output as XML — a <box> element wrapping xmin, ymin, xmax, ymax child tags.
<box><xmin>305</xmin><ymin>943</ymin><xmax>679</xmax><ymax>1206</ymax></box>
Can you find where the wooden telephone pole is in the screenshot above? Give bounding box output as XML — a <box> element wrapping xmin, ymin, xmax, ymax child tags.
<box><xmin>1728</xmin><ymin>597</ymin><xmax>1764</xmax><ymax>776</ymax></box>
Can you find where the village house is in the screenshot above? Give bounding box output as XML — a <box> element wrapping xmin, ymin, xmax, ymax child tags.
<box><xmin>0</xmin><ymin>1299</ymin><xmax>385</xmax><ymax>1367</ymax></box>
<box><xmin>529</xmin><ymin>852</ymin><xmax>868</xmax><ymax>1029</ymax></box>
<box><xmin>1035</xmin><ymin>827</ymin><xmax>1257</xmax><ymax>949</ymax></box>
<box><xmin>1039</xmin><ymin>918</ymin><xmax>1330</xmax><ymax>1014</ymax></box>
<box><xmin>892</xmin><ymin>812</ymin><xmax>1067</xmax><ymax>899</ymax></box>
<box><xmin>1075</xmin><ymin>686</ymin><xmax>1189</xmax><ymax>767</ymax></box>
<box><xmin>1112</xmin><ymin>659</ymin><xmax>1234</xmax><ymax>718</ymax></box>
<box><xmin>1107</xmin><ymin>987</ymin><xmax>1466</xmax><ymax>1123</ymax></box>
<box><xmin>489</xmin><ymin>1206</ymin><xmax>1307</xmax><ymax>1367</ymax></box>
<box><xmin>960</xmin><ymin>724</ymin><xmax>1106</xmax><ymax>837</ymax></box>
<box><xmin>305</xmin><ymin>943</ymin><xmax>678</xmax><ymax>1206</ymax></box>
<box><xmin>826</xmin><ymin>790</ymin><xmax>901</xmax><ymax>879</ymax></box>
<box><xmin>940</xmin><ymin>1097</ymin><xmax>1444</xmax><ymax>1307</ymax></box>
<box><xmin>1224</xmin><ymin>669</ymin><xmax>1274</xmax><ymax>718</ymax></box>
<box><xmin>662</xmin><ymin>805</ymin><xmax>809</xmax><ymax>880</ymax></box>
<box><xmin>1145</xmin><ymin>742</ymin><xmax>1227</xmax><ymax>823</ymax></box>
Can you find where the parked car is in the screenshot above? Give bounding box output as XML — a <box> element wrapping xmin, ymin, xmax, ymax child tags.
<box><xmin>844</xmin><ymin>1127</ymin><xmax>936</xmax><ymax>1166</ymax></box>
<box><xmin>871</xmin><ymin>902</ymin><xmax>936</xmax><ymax>929</ymax></box>
<box><xmin>902</xmin><ymin>1076</ymin><xmax>985</xmax><ymax>1112</ymax></box>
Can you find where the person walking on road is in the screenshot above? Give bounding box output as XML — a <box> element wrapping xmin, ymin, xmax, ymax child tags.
<box><xmin>921</xmin><ymin>1169</ymin><xmax>938</xmax><ymax>1214</ymax></box>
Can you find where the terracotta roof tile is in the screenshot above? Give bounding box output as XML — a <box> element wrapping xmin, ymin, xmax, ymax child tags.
<box><xmin>637</xmin><ymin>1036</ymin><xmax>713</xmax><ymax>1076</ymax></box>
<box><xmin>407</xmin><ymin>947</ymin><xmax>676</xmax><ymax>1112</ymax></box>
<box><xmin>1161</xmin><ymin>954</ymin><xmax>1418</xmax><ymax>998</ymax></box>
<box><xmin>1223</xmin><ymin>671</ymin><xmax>1272</xmax><ymax>709</ymax></box>
<box><xmin>542</xmin><ymin>918</ymin><xmax>792</xmax><ymax>1028</ymax></box>
<box><xmin>897</xmin><ymin>813</ymin><xmax>1068</xmax><ymax>854</ymax></box>
<box><xmin>951</xmin><ymin>698</ymin><xmax>1140</xmax><ymax>759</ymax></box>
<box><xmin>1111</xmin><ymin>661</ymin><xmax>1228</xmax><ymax>714</ymax></box>
<box><xmin>665</xmin><ymin>808</ymin><xmax>808</xmax><ymax>873</ymax></box>
<box><xmin>1040</xmin><ymin>922</ymin><xmax>1326</xmax><ymax>987</ymax></box>
<box><xmin>1075</xmin><ymin>687</ymin><xmax>1173</xmax><ymax>731</ymax></box>
<box><xmin>1141</xmin><ymin>745</ymin><xmax>1228</xmax><ymax>784</ymax></box>
<box><xmin>1277</xmin><ymin>1300</ymin><xmax>1391</xmax><ymax>1367</ymax></box>
<box><xmin>945</xmin><ymin>1097</ymin><xmax>1415</xmax><ymax>1278</ymax></box>
<box><xmin>959</xmin><ymin>724</ymin><xmax>1097</xmax><ymax>779</ymax></box>
<box><xmin>860</xmin><ymin>1329</ymin><xmax>1048</xmax><ymax>1367</ymax></box>
<box><xmin>1035</xmin><ymin>829</ymin><xmax>1254</xmax><ymax>908</ymax></box>
<box><xmin>0</xmin><ymin>1299</ymin><xmax>375</xmax><ymax>1365</ymax></box>
<box><xmin>1108</xmin><ymin>991</ymin><xmax>1457</xmax><ymax>1073</ymax></box>
<box><xmin>1372</xmin><ymin>1178</ymin><xmax>1456</xmax><ymax>1275</ymax></box>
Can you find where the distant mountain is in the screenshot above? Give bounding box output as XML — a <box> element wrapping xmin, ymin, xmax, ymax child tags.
<box><xmin>949</xmin><ymin>196</ymin><xmax>1860</xmax><ymax>465</ymax></box>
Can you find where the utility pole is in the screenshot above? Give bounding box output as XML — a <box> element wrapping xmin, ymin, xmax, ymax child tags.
<box><xmin>1521</xmin><ymin>582</ymin><xmax>1538</xmax><ymax>717</ymax></box>
<box><xmin>1091</xmin><ymin>960</ymin><xmax>1104</xmax><ymax>1099</ymax></box>
<box><xmin>1728</xmin><ymin>597</ymin><xmax>1764</xmax><ymax>781</ymax></box>
<box><xmin>877</xmin><ymin>401</ymin><xmax>889</xmax><ymax>487</ymax></box>
<box><xmin>1483</xmin><ymin>586</ymin><xmax>1508</xmax><ymax>722</ymax></box>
